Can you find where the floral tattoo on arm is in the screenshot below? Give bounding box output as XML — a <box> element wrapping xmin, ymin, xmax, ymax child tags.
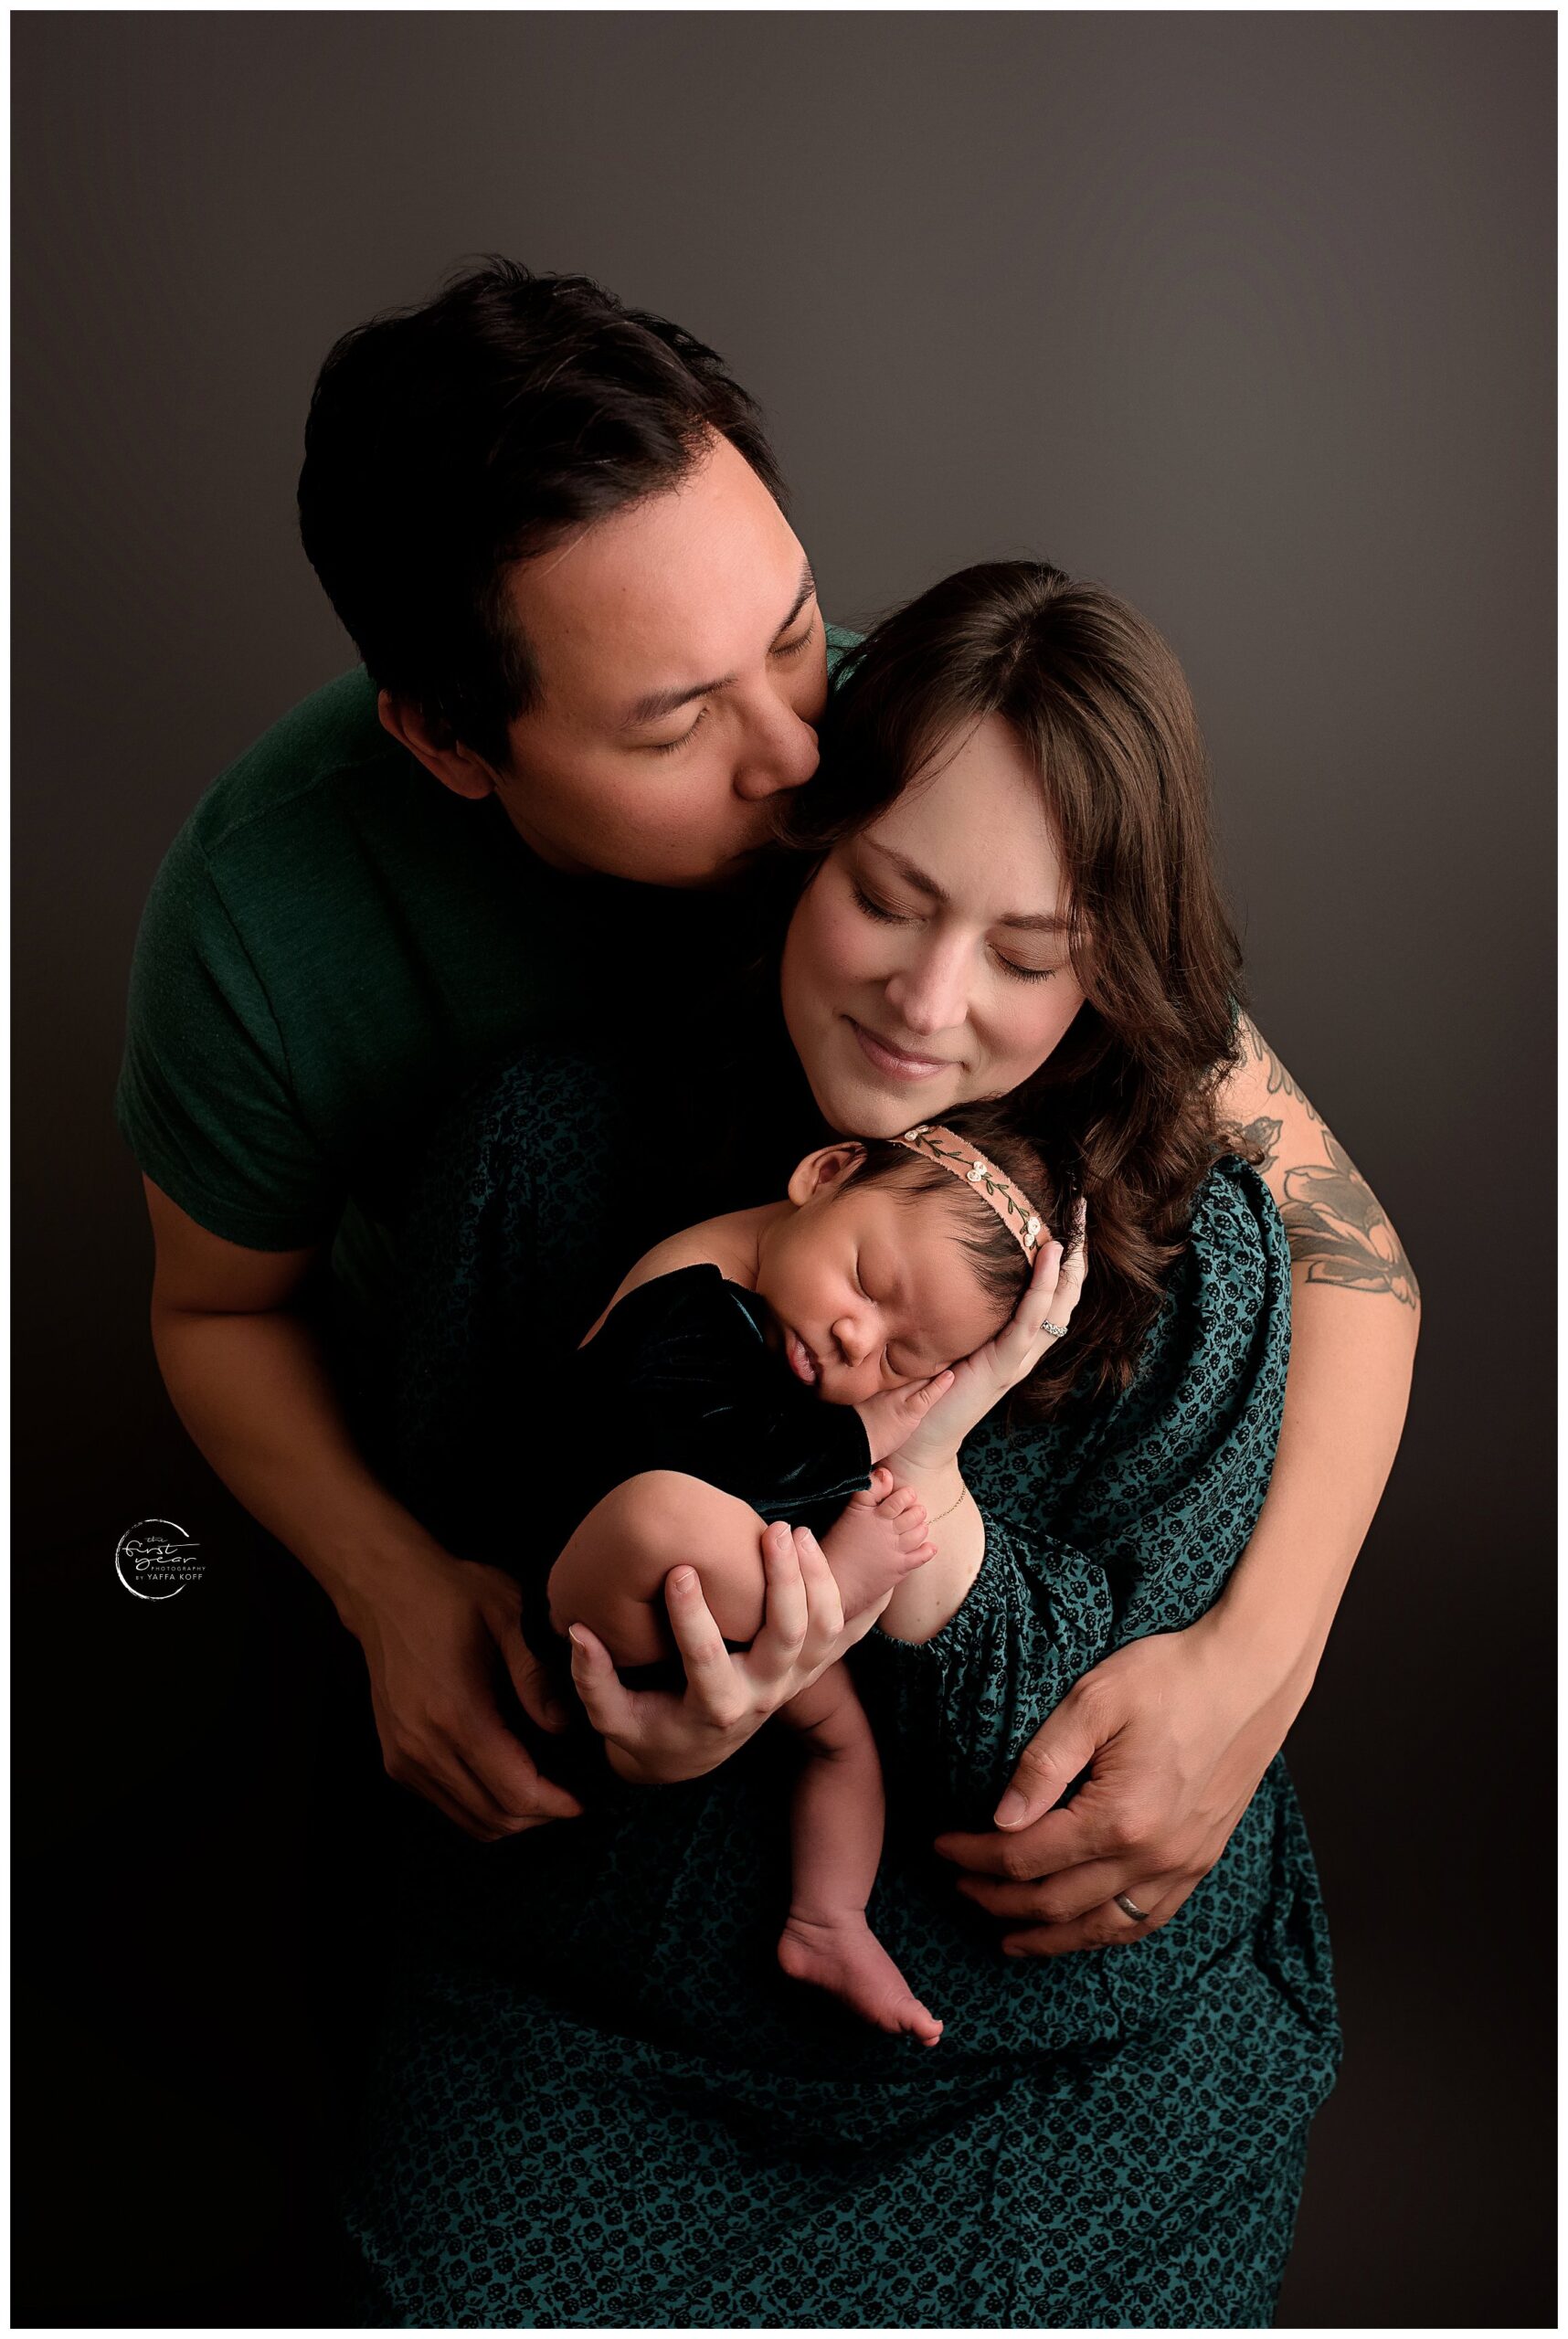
<box><xmin>1235</xmin><ymin>1022</ymin><xmax>1420</xmax><ymax>1312</ymax></box>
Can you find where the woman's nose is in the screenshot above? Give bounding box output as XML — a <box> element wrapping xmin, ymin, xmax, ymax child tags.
<box><xmin>884</xmin><ymin>937</ymin><xmax>971</xmax><ymax>1038</ymax></box>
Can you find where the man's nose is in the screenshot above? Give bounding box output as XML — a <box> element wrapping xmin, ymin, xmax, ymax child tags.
<box><xmin>730</xmin><ymin>698</ymin><xmax>821</xmax><ymax>803</ymax></box>
<box><xmin>884</xmin><ymin>937</ymin><xmax>970</xmax><ymax>1037</ymax></box>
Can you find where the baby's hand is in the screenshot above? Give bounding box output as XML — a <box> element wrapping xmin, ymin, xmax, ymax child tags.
<box><xmin>853</xmin><ymin>1371</ymin><xmax>956</xmax><ymax>1466</ymax></box>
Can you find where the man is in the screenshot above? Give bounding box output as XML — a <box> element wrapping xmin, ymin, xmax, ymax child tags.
<box><xmin>121</xmin><ymin>261</ymin><xmax>1416</xmax><ymax>1951</ymax></box>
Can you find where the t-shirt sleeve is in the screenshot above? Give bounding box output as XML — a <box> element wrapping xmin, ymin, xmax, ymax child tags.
<box><xmin>114</xmin><ymin>828</ymin><xmax>338</xmax><ymax>1250</ymax></box>
<box><xmin>823</xmin><ymin>619</ymin><xmax>863</xmax><ymax>687</ymax></box>
<box><xmin>851</xmin><ymin>1161</ymin><xmax>1291</xmax><ymax>1830</ymax></box>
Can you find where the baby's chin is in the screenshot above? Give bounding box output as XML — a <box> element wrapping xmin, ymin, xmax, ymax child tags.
<box><xmin>820</xmin><ymin>1370</ymin><xmax>915</xmax><ymax>1410</ymax></box>
<box><xmin>814</xmin><ymin>1375</ymin><xmax>859</xmax><ymax>1408</ymax></box>
<box><xmin>798</xmin><ymin>1352</ymin><xmax>882</xmax><ymax>1409</ymax></box>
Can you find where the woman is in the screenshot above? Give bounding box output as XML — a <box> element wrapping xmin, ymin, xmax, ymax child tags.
<box><xmin>344</xmin><ymin>562</ymin><xmax>1347</xmax><ymax>2327</ymax></box>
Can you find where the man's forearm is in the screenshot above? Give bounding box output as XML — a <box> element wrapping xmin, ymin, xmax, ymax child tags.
<box><xmin>151</xmin><ymin>1302</ymin><xmax>450</xmax><ymax>1625</ymax></box>
<box><xmin>1212</xmin><ymin>1275</ymin><xmax>1417</xmax><ymax>1698</ymax></box>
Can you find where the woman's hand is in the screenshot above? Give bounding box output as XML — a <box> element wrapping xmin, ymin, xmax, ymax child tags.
<box><xmin>343</xmin><ymin>1547</ymin><xmax>587</xmax><ymax>1843</ymax></box>
<box><xmin>565</xmin><ymin>1517</ymin><xmax>882</xmax><ymax>1785</ymax></box>
<box><xmin>931</xmin><ymin>1607</ymin><xmax>1310</xmax><ymax>1951</ymax></box>
<box><xmin>892</xmin><ymin>1203</ymin><xmax>1089</xmax><ymax>1475</ymax></box>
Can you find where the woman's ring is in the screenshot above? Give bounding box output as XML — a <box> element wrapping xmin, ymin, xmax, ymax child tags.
<box><xmin>1114</xmin><ymin>1891</ymin><xmax>1149</xmax><ymax>1922</ymax></box>
<box><xmin>1040</xmin><ymin>1319</ymin><xmax>1069</xmax><ymax>1338</ymax></box>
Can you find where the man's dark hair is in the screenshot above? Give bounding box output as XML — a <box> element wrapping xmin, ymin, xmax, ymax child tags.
<box><xmin>297</xmin><ymin>258</ymin><xmax>786</xmax><ymax>767</ymax></box>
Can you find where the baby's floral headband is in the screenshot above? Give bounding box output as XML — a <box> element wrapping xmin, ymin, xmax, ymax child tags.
<box><xmin>893</xmin><ymin>1125</ymin><xmax>1049</xmax><ymax>1261</ymax></box>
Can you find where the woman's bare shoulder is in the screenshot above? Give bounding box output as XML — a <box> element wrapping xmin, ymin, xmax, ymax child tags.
<box><xmin>579</xmin><ymin>1207</ymin><xmax>778</xmax><ymax>1345</ymax></box>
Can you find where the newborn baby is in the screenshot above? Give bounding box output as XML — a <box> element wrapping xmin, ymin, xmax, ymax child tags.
<box><xmin>545</xmin><ymin>1106</ymin><xmax>1059</xmax><ymax>2046</ymax></box>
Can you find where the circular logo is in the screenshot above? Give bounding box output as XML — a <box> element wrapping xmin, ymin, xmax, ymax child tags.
<box><xmin>115</xmin><ymin>1519</ymin><xmax>205</xmax><ymax>1600</ymax></box>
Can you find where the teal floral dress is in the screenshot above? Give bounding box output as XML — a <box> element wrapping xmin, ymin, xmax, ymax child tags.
<box><xmin>338</xmin><ymin>1042</ymin><xmax>1341</xmax><ymax>2329</ymax></box>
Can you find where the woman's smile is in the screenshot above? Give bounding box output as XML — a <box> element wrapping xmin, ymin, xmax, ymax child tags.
<box><xmin>846</xmin><ymin>1018</ymin><xmax>958</xmax><ymax>1082</ymax></box>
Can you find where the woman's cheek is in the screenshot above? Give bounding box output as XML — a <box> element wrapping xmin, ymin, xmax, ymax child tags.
<box><xmin>784</xmin><ymin>886</ymin><xmax>863</xmax><ymax>1028</ymax></box>
<box><xmin>950</xmin><ymin>985</ymin><xmax>1083</xmax><ymax>1104</ymax></box>
<box><xmin>1010</xmin><ymin>984</ymin><xmax>1086</xmax><ymax>1082</ymax></box>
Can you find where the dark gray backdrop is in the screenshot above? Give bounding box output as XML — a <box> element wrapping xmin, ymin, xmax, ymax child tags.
<box><xmin>13</xmin><ymin>12</ymin><xmax>1554</xmax><ymax>2329</ymax></box>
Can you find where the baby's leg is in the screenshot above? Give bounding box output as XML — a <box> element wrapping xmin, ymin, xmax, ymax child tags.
<box><xmin>818</xmin><ymin>1472</ymin><xmax>936</xmax><ymax>1623</ymax></box>
<box><xmin>549</xmin><ymin>1467</ymin><xmax>932</xmax><ymax>1668</ymax></box>
<box><xmin>775</xmin><ymin>1662</ymin><xmax>943</xmax><ymax>2046</ymax></box>
<box><xmin>547</xmin><ymin>1470</ymin><xmax>771</xmax><ymax>1668</ymax></box>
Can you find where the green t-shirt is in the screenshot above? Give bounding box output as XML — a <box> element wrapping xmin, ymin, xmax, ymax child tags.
<box><xmin>115</xmin><ymin>630</ymin><xmax>860</xmax><ymax>1304</ymax></box>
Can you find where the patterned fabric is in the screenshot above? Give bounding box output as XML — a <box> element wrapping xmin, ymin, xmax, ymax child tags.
<box><xmin>339</xmin><ymin>1043</ymin><xmax>1341</xmax><ymax>2329</ymax></box>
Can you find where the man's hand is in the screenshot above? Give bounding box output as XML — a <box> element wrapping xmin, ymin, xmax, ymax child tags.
<box><xmin>139</xmin><ymin>1177</ymin><xmax>584</xmax><ymax>1842</ymax></box>
<box><xmin>565</xmin><ymin>1517</ymin><xmax>882</xmax><ymax>1784</ymax></box>
<box><xmin>931</xmin><ymin>1609</ymin><xmax>1308</xmax><ymax>1952</ymax></box>
<box><xmin>341</xmin><ymin>1548</ymin><xmax>587</xmax><ymax>1842</ymax></box>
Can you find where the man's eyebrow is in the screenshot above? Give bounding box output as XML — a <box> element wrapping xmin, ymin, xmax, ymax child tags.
<box><xmin>619</xmin><ymin>560</ymin><xmax>817</xmax><ymax>730</ymax></box>
<box><xmin>775</xmin><ymin>557</ymin><xmax>817</xmax><ymax>638</ymax></box>
<box><xmin>861</xmin><ymin>838</ymin><xmax>1071</xmax><ymax>933</ymax></box>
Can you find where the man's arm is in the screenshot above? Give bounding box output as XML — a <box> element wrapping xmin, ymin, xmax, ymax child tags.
<box><xmin>142</xmin><ymin>1177</ymin><xmax>584</xmax><ymax>1840</ymax></box>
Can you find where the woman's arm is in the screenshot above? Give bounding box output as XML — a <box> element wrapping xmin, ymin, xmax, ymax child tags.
<box><xmin>1230</xmin><ymin>1013</ymin><xmax>1420</xmax><ymax>1307</ymax></box>
<box><xmin>938</xmin><ymin>1029</ymin><xmax>1419</xmax><ymax>1954</ymax></box>
<box><xmin>1216</xmin><ymin>1013</ymin><xmax>1419</xmax><ymax>1677</ymax></box>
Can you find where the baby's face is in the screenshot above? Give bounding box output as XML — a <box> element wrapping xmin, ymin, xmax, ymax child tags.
<box><xmin>754</xmin><ymin>1178</ymin><xmax>1010</xmax><ymax>1406</ymax></box>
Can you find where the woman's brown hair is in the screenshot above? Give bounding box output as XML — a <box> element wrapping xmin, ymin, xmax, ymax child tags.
<box><xmin>772</xmin><ymin>559</ymin><xmax>1257</xmax><ymax>1417</ymax></box>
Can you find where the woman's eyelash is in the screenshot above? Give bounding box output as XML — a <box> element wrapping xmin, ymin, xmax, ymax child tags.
<box><xmin>852</xmin><ymin>882</ymin><xmax>1057</xmax><ymax>983</ymax></box>
<box><xmin>772</xmin><ymin>621</ymin><xmax>816</xmax><ymax>661</ymax></box>
<box><xmin>648</xmin><ymin>707</ymin><xmax>709</xmax><ymax>757</ymax></box>
<box><xmin>851</xmin><ymin>884</ymin><xmax>907</xmax><ymax>925</ymax></box>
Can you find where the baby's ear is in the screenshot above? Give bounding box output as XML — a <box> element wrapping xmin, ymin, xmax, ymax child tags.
<box><xmin>786</xmin><ymin>1141</ymin><xmax>866</xmax><ymax>1206</ymax></box>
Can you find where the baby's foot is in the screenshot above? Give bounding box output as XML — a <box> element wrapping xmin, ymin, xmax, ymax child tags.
<box><xmin>821</xmin><ymin>1471</ymin><xmax>935</xmax><ymax>1620</ymax></box>
<box><xmin>778</xmin><ymin>1910</ymin><xmax>944</xmax><ymax>2045</ymax></box>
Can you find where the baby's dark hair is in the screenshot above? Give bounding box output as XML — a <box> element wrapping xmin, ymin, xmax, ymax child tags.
<box><xmin>836</xmin><ymin>1100</ymin><xmax>1076</xmax><ymax>1322</ymax></box>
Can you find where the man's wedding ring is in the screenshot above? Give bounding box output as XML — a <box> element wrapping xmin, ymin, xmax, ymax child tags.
<box><xmin>1114</xmin><ymin>1891</ymin><xmax>1149</xmax><ymax>1922</ymax></box>
<box><xmin>1039</xmin><ymin>1319</ymin><xmax>1069</xmax><ymax>1338</ymax></box>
